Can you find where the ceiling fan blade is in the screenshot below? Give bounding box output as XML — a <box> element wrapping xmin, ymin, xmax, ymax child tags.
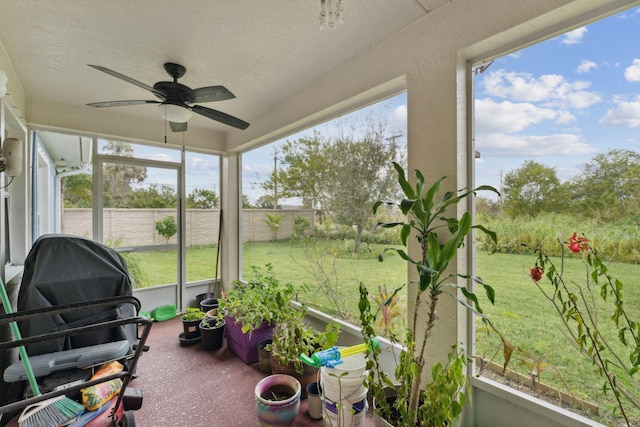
<box><xmin>190</xmin><ymin>86</ymin><xmax>236</xmax><ymax>103</ymax></box>
<box><xmin>191</xmin><ymin>105</ymin><xmax>250</xmax><ymax>130</ymax></box>
<box><xmin>88</xmin><ymin>65</ymin><xmax>166</xmax><ymax>99</ymax></box>
<box><xmin>169</xmin><ymin>122</ymin><xmax>188</xmax><ymax>132</ymax></box>
<box><xmin>87</xmin><ymin>100</ymin><xmax>160</xmax><ymax>108</ymax></box>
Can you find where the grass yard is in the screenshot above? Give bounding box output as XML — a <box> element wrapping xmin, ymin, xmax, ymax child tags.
<box><xmin>133</xmin><ymin>240</ymin><xmax>640</xmax><ymax>425</ymax></box>
<box><xmin>475</xmin><ymin>251</ymin><xmax>640</xmax><ymax>426</ymax></box>
<box><xmin>242</xmin><ymin>239</ymin><xmax>406</xmax><ymax>323</ymax></box>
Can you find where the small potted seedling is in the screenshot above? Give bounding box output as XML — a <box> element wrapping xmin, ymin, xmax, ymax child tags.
<box><xmin>180</xmin><ymin>307</ymin><xmax>206</xmax><ymax>342</ymax></box>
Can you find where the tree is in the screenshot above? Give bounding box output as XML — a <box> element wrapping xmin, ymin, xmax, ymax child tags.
<box><xmin>262</xmin><ymin>213</ymin><xmax>285</xmax><ymax>241</ymax></box>
<box><xmin>475</xmin><ymin>196</ymin><xmax>501</xmax><ymax>217</ymax></box>
<box><xmin>187</xmin><ymin>188</ymin><xmax>219</xmax><ymax>209</ymax></box>
<box><xmin>61</xmin><ymin>173</ymin><xmax>92</xmax><ymax>208</ymax></box>
<box><xmin>502</xmin><ymin>161</ymin><xmax>564</xmax><ymax>216</ymax></box>
<box><xmin>102</xmin><ymin>141</ymin><xmax>147</xmax><ymax>208</ymax></box>
<box><xmin>155</xmin><ymin>215</ymin><xmax>177</xmax><ymax>243</ymax></box>
<box><xmin>256</xmin><ymin>194</ymin><xmax>277</xmax><ymax>209</ymax></box>
<box><xmin>323</xmin><ymin>117</ymin><xmax>400</xmax><ymax>253</ymax></box>
<box><xmin>128</xmin><ymin>184</ymin><xmax>177</xmax><ymax>208</ymax></box>
<box><xmin>568</xmin><ymin>149</ymin><xmax>640</xmax><ymax>222</ymax></box>
<box><xmin>270</xmin><ymin>116</ymin><xmax>401</xmax><ymax>253</ymax></box>
<box><xmin>242</xmin><ymin>194</ymin><xmax>254</xmax><ymax>209</ymax></box>
<box><xmin>268</xmin><ymin>132</ymin><xmax>329</xmax><ymax>210</ymax></box>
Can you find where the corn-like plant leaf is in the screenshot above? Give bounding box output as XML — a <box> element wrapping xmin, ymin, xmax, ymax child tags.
<box><xmin>393</xmin><ymin>162</ymin><xmax>416</xmax><ymax>199</ymax></box>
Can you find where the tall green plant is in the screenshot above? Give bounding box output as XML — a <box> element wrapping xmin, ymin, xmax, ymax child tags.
<box><xmin>262</xmin><ymin>213</ymin><xmax>285</xmax><ymax>241</ymax></box>
<box><xmin>529</xmin><ymin>234</ymin><xmax>640</xmax><ymax>425</ymax></box>
<box><xmin>362</xmin><ymin>162</ymin><xmax>499</xmax><ymax>426</ymax></box>
<box><xmin>105</xmin><ymin>236</ymin><xmax>151</xmax><ymax>288</ymax></box>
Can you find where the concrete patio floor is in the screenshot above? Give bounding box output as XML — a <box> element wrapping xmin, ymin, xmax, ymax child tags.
<box><xmin>133</xmin><ymin>317</ymin><xmax>375</xmax><ymax>426</ymax></box>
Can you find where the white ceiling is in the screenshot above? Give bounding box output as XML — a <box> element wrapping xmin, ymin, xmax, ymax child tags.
<box><xmin>0</xmin><ymin>0</ymin><xmax>450</xmax><ymax>145</ymax></box>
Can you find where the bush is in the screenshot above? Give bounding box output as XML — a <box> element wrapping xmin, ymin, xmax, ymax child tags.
<box><xmin>291</xmin><ymin>214</ymin><xmax>311</xmax><ymax>240</ymax></box>
<box><xmin>155</xmin><ymin>215</ymin><xmax>177</xmax><ymax>243</ymax></box>
<box><xmin>476</xmin><ymin>212</ymin><xmax>640</xmax><ymax>263</ymax></box>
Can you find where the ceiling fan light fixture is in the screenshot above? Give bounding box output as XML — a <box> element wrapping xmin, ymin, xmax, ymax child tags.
<box><xmin>158</xmin><ymin>103</ymin><xmax>192</xmax><ymax>123</ymax></box>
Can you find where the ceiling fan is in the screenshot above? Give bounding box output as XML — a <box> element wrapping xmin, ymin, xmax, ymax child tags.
<box><xmin>86</xmin><ymin>63</ymin><xmax>250</xmax><ymax>132</ymax></box>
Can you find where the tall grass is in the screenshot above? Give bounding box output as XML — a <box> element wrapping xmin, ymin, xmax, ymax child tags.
<box><xmin>476</xmin><ymin>212</ymin><xmax>640</xmax><ymax>263</ymax></box>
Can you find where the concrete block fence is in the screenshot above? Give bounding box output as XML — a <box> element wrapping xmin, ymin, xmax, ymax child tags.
<box><xmin>61</xmin><ymin>208</ymin><xmax>315</xmax><ymax>247</ymax></box>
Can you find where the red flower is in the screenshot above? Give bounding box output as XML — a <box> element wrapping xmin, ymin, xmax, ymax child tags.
<box><xmin>568</xmin><ymin>232</ymin><xmax>589</xmax><ymax>253</ymax></box>
<box><xmin>530</xmin><ymin>266</ymin><xmax>544</xmax><ymax>282</ymax></box>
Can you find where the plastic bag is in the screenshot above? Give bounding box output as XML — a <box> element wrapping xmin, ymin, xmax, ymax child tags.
<box><xmin>81</xmin><ymin>361</ymin><xmax>124</xmax><ymax>410</ymax></box>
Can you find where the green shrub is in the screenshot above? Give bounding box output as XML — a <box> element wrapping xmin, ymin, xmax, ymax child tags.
<box><xmin>476</xmin><ymin>212</ymin><xmax>640</xmax><ymax>263</ymax></box>
<box><xmin>155</xmin><ymin>215</ymin><xmax>177</xmax><ymax>243</ymax></box>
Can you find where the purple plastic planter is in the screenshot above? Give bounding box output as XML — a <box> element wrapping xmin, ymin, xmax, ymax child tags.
<box><xmin>225</xmin><ymin>317</ymin><xmax>275</xmax><ymax>364</ymax></box>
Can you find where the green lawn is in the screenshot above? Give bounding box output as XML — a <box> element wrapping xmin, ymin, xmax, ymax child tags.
<box><xmin>475</xmin><ymin>251</ymin><xmax>640</xmax><ymax>426</ymax></box>
<box><xmin>133</xmin><ymin>240</ymin><xmax>640</xmax><ymax>425</ymax></box>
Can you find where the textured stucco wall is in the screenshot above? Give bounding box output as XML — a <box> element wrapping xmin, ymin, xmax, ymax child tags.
<box><xmin>61</xmin><ymin>208</ymin><xmax>315</xmax><ymax>246</ymax></box>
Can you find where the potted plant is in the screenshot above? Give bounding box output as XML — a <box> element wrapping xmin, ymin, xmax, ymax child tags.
<box><xmin>181</xmin><ymin>307</ymin><xmax>206</xmax><ymax>341</ymax></box>
<box><xmin>218</xmin><ymin>264</ymin><xmax>290</xmax><ymax>364</ymax></box>
<box><xmin>199</xmin><ymin>317</ymin><xmax>225</xmax><ymax>351</ymax></box>
<box><xmin>360</xmin><ymin>162</ymin><xmax>499</xmax><ymax>426</ymax></box>
<box><xmin>267</xmin><ymin>299</ymin><xmax>340</xmax><ymax>397</ymax></box>
<box><xmin>254</xmin><ymin>374</ymin><xmax>301</xmax><ymax>427</ymax></box>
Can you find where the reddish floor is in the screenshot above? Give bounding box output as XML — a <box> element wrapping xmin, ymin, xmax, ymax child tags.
<box><xmin>132</xmin><ymin>317</ymin><xmax>375</xmax><ymax>427</ymax></box>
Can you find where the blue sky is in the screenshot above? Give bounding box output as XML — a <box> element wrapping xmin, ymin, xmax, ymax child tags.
<box><xmin>474</xmin><ymin>7</ymin><xmax>640</xmax><ymax>194</ymax></box>
<box><xmin>244</xmin><ymin>6</ymin><xmax>640</xmax><ymax>204</ymax></box>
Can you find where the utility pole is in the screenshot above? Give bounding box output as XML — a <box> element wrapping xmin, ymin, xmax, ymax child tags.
<box><xmin>273</xmin><ymin>153</ymin><xmax>278</xmax><ymax>209</ymax></box>
<box><xmin>385</xmin><ymin>133</ymin><xmax>403</xmax><ymax>145</ymax></box>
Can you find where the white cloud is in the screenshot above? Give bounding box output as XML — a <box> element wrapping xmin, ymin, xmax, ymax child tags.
<box><xmin>624</xmin><ymin>58</ymin><xmax>640</xmax><ymax>82</ymax></box>
<box><xmin>598</xmin><ymin>96</ymin><xmax>640</xmax><ymax>128</ymax></box>
<box><xmin>149</xmin><ymin>153</ymin><xmax>175</xmax><ymax>162</ymax></box>
<box><xmin>482</xmin><ymin>70</ymin><xmax>601</xmax><ymax>109</ymax></box>
<box><xmin>562</xmin><ymin>27</ymin><xmax>587</xmax><ymax>45</ymax></box>
<box><xmin>391</xmin><ymin>104</ymin><xmax>407</xmax><ymax>125</ymax></box>
<box><xmin>577</xmin><ymin>60</ymin><xmax>597</xmax><ymax>74</ymax></box>
<box><xmin>556</xmin><ymin>110</ymin><xmax>576</xmax><ymax>124</ymax></box>
<box><xmin>475</xmin><ymin>98</ymin><xmax>573</xmax><ymax>135</ymax></box>
<box><xmin>476</xmin><ymin>133</ymin><xmax>596</xmax><ymax>157</ymax></box>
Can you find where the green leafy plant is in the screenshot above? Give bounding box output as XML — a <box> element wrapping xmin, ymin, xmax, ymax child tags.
<box><xmin>291</xmin><ymin>214</ymin><xmax>311</xmax><ymax>240</ymax></box>
<box><xmin>105</xmin><ymin>236</ymin><xmax>151</xmax><ymax>288</ymax></box>
<box><xmin>268</xmin><ymin>308</ymin><xmax>340</xmax><ymax>374</ymax></box>
<box><xmin>181</xmin><ymin>307</ymin><xmax>205</xmax><ymax>321</ymax></box>
<box><xmin>218</xmin><ymin>264</ymin><xmax>295</xmax><ymax>332</ymax></box>
<box><xmin>155</xmin><ymin>215</ymin><xmax>177</xmax><ymax>243</ymax></box>
<box><xmin>262</xmin><ymin>213</ymin><xmax>285</xmax><ymax>242</ymax></box>
<box><xmin>360</xmin><ymin>162</ymin><xmax>499</xmax><ymax>426</ymax></box>
<box><xmin>200</xmin><ymin>317</ymin><xmax>225</xmax><ymax>330</ymax></box>
<box><xmin>529</xmin><ymin>233</ymin><xmax>640</xmax><ymax>425</ymax></box>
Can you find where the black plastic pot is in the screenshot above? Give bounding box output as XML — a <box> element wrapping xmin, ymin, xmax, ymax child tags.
<box><xmin>257</xmin><ymin>339</ymin><xmax>273</xmax><ymax>373</ymax></box>
<box><xmin>200</xmin><ymin>319</ymin><xmax>225</xmax><ymax>351</ymax></box>
<box><xmin>182</xmin><ymin>319</ymin><xmax>202</xmax><ymax>340</ymax></box>
<box><xmin>196</xmin><ymin>292</ymin><xmax>216</xmax><ymax>306</ymax></box>
<box><xmin>200</xmin><ymin>298</ymin><xmax>219</xmax><ymax>314</ymax></box>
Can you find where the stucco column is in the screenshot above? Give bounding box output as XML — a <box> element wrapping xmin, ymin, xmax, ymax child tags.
<box><xmin>405</xmin><ymin>56</ymin><xmax>471</xmax><ymax>374</ymax></box>
<box><xmin>220</xmin><ymin>152</ymin><xmax>241</xmax><ymax>292</ymax></box>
